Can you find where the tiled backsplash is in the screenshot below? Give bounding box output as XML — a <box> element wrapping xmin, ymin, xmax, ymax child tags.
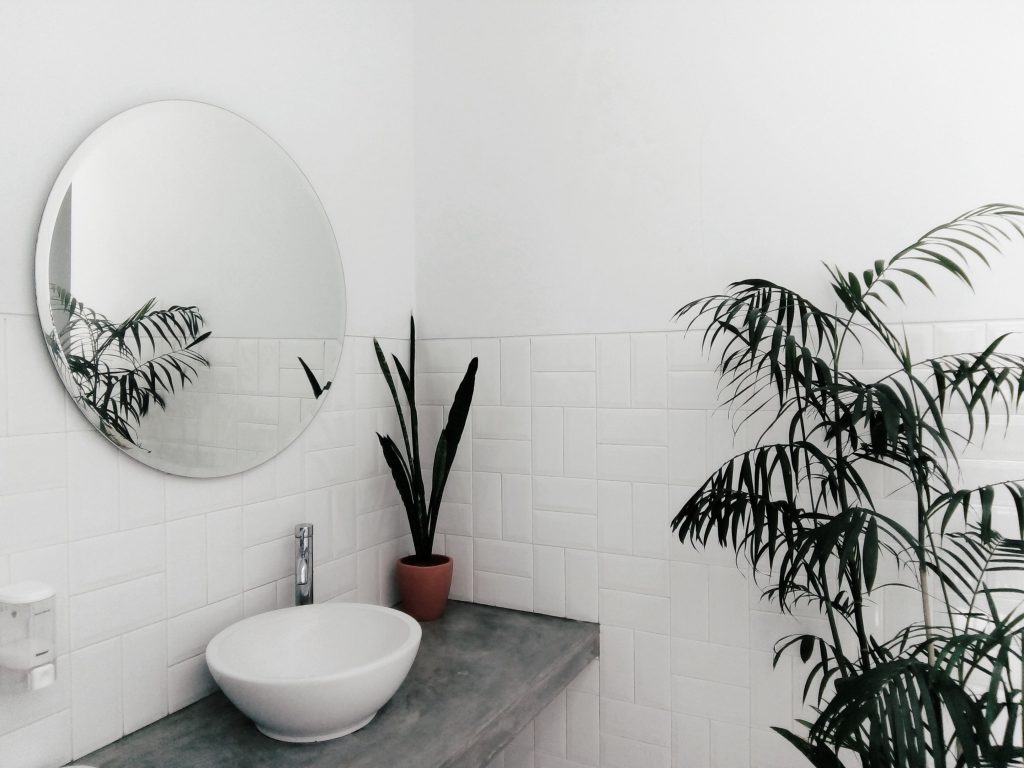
<box><xmin>3</xmin><ymin>320</ymin><xmax>1022</xmax><ymax>768</ymax></box>
<box><xmin>0</xmin><ymin>325</ymin><xmax>411</xmax><ymax>766</ymax></box>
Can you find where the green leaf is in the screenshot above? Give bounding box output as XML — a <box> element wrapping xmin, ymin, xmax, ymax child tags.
<box><xmin>430</xmin><ymin>434</ymin><xmax>447</xmax><ymax>506</ymax></box>
<box><xmin>800</xmin><ymin>636</ymin><xmax>815</xmax><ymax>663</ymax></box>
<box><xmin>297</xmin><ymin>355</ymin><xmax>329</xmax><ymax>399</ymax></box>
<box><xmin>185</xmin><ymin>330</ymin><xmax>211</xmax><ymax>349</ymax></box>
<box><xmin>377</xmin><ymin>433</ymin><xmax>423</xmax><ymax>553</ymax></box>
<box><xmin>392</xmin><ymin>353</ymin><xmax>425</xmax><ymax>514</ymax></box>
<box><xmin>980</xmin><ymin>485</ymin><xmax>995</xmax><ymax>541</ymax></box>
<box><xmin>772</xmin><ymin>728</ymin><xmax>847</xmax><ymax>768</ymax></box>
<box><xmin>863</xmin><ymin>517</ymin><xmax>878</xmax><ymax>593</ymax></box>
<box><xmin>427</xmin><ymin>357</ymin><xmax>479</xmax><ymax>531</ymax></box>
<box><xmin>667</xmin><ymin>204</ymin><xmax>1024</xmax><ymax>768</ymax></box>
<box><xmin>374</xmin><ymin>338</ymin><xmax>414</xmax><ymax>478</ymax></box>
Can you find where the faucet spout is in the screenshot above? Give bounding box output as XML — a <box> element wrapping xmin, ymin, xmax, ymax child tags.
<box><xmin>295</xmin><ymin>524</ymin><xmax>314</xmax><ymax>606</ymax></box>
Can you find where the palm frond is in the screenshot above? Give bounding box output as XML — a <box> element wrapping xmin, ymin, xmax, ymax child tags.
<box><xmin>915</xmin><ymin>340</ymin><xmax>1024</xmax><ymax>444</ymax></box>
<box><xmin>932</xmin><ymin>484</ymin><xmax>1024</xmax><ymax>539</ymax></box>
<box><xmin>672</xmin><ymin>441</ymin><xmax>912</xmax><ymax>614</ymax></box>
<box><xmin>47</xmin><ymin>287</ymin><xmax>210</xmax><ymax>448</ymax></box>
<box><xmin>828</xmin><ymin>205</ymin><xmax>1024</xmax><ymax>367</ymax></box>
<box><xmin>811</xmin><ymin>656</ymin><xmax>987</xmax><ymax>768</ymax></box>
<box><xmin>773</xmin><ymin>727</ymin><xmax>850</xmax><ymax>768</ymax></box>
<box><xmin>858</xmin><ymin>205</ymin><xmax>1024</xmax><ymax>305</ymax></box>
<box><xmin>674</xmin><ymin>281</ymin><xmax>842</xmax><ymax>417</ymax></box>
<box><xmin>672</xmin><ymin>205</ymin><xmax>1024</xmax><ymax>767</ymax></box>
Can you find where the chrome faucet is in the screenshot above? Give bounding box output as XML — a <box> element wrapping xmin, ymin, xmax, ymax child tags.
<box><xmin>295</xmin><ymin>524</ymin><xmax>314</xmax><ymax>606</ymax></box>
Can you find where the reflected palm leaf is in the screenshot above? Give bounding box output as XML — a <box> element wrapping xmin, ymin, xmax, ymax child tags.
<box><xmin>297</xmin><ymin>355</ymin><xmax>331</xmax><ymax>399</ymax></box>
<box><xmin>47</xmin><ymin>284</ymin><xmax>211</xmax><ymax>448</ymax></box>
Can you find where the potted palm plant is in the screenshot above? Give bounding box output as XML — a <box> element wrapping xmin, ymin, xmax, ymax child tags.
<box><xmin>375</xmin><ymin>317</ymin><xmax>477</xmax><ymax>621</ymax></box>
<box><xmin>673</xmin><ymin>204</ymin><xmax>1024</xmax><ymax>767</ymax></box>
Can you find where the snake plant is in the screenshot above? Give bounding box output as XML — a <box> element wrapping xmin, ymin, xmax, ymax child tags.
<box><xmin>375</xmin><ymin>317</ymin><xmax>478</xmax><ymax>563</ymax></box>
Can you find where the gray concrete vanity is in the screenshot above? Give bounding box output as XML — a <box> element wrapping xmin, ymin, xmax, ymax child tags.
<box><xmin>78</xmin><ymin>601</ymin><xmax>599</xmax><ymax>768</ymax></box>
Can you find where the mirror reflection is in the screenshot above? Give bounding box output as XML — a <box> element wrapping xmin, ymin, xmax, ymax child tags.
<box><xmin>36</xmin><ymin>101</ymin><xmax>346</xmax><ymax>477</ymax></box>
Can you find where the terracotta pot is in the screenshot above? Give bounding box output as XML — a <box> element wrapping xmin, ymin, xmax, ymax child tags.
<box><xmin>396</xmin><ymin>555</ymin><xmax>453</xmax><ymax>621</ymax></box>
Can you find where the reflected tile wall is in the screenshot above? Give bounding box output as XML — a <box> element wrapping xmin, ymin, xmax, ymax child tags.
<box><xmin>133</xmin><ymin>336</ymin><xmax>343</xmax><ymax>474</ymax></box>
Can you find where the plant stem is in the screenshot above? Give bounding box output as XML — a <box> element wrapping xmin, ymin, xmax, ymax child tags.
<box><xmin>793</xmin><ymin>390</ymin><xmax>848</xmax><ymax>668</ymax></box>
<box><xmin>818</xmin><ymin>573</ymin><xmax>846</xmax><ymax>661</ymax></box>
<box><xmin>848</xmin><ymin>561</ymin><xmax>871</xmax><ymax>666</ymax></box>
<box><xmin>917</xmin><ymin>492</ymin><xmax>937</xmax><ymax>666</ymax></box>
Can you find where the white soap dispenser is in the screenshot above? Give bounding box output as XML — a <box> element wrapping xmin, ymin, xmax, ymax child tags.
<box><xmin>0</xmin><ymin>581</ymin><xmax>56</xmax><ymax>693</ymax></box>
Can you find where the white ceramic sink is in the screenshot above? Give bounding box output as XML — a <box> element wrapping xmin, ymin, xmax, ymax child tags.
<box><xmin>206</xmin><ymin>603</ymin><xmax>421</xmax><ymax>742</ymax></box>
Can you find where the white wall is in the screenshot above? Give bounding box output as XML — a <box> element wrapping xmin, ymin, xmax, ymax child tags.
<box><xmin>66</xmin><ymin>101</ymin><xmax>344</xmax><ymax>340</ymax></box>
<box><xmin>0</xmin><ymin>0</ymin><xmax>415</xmax><ymax>337</ymax></box>
<box><xmin>0</xmin><ymin>2</ymin><xmax>416</xmax><ymax>765</ymax></box>
<box><xmin>412</xmin><ymin>2</ymin><xmax>1024</xmax><ymax>767</ymax></box>
<box><xmin>415</xmin><ymin>0</ymin><xmax>1024</xmax><ymax>339</ymax></box>
<box><xmin>5</xmin><ymin>2</ymin><xmax>1024</xmax><ymax>768</ymax></box>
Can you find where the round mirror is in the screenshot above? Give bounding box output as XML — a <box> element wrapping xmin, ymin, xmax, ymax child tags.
<box><xmin>36</xmin><ymin>101</ymin><xmax>346</xmax><ymax>477</ymax></box>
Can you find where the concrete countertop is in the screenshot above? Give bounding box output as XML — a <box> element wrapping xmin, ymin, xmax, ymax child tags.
<box><xmin>78</xmin><ymin>601</ymin><xmax>599</xmax><ymax>768</ymax></box>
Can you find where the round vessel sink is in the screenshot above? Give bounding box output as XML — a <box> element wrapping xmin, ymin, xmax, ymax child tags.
<box><xmin>206</xmin><ymin>603</ymin><xmax>421</xmax><ymax>742</ymax></box>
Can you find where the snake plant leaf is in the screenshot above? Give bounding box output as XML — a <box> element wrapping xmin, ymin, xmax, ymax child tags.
<box><xmin>376</xmin><ymin>432</ymin><xmax>420</xmax><ymax>541</ymax></box>
<box><xmin>374</xmin><ymin>338</ymin><xmax>414</xmax><ymax>468</ymax></box>
<box><xmin>297</xmin><ymin>356</ymin><xmax>328</xmax><ymax>399</ymax></box>
<box><xmin>427</xmin><ymin>357</ymin><xmax>478</xmax><ymax>523</ymax></box>
<box><xmin>392</xmin><ymin>355</ymin><xmax>425</xmax><ymax>508</ymax></box>
<box><xmin>423</xmin><ymin>433</ymin><xmax>450</xmax><ymax>553</ymax></box>
<box><xmin>393</xmin><ymin>356</ymin><xmax>414</xmax><ymax>408</ymax></box>
<box><xmin>429</xmin><ymin>435</ymin><xmax>448</xmax><ymax>520</ymax></box>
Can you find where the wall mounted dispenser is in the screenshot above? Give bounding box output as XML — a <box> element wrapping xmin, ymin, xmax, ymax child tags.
<box><xmin>0</xmin><ymin>581</ymin><xmax>56</xmax><ymax>693</ymax></box>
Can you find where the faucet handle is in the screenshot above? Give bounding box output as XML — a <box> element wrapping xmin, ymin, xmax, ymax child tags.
<box><xmin>295</xmin><ymin>524</ymin><xmax>313</xmax><ymax>538</ymax></box>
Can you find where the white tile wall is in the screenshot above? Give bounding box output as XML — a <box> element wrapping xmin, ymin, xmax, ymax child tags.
<box><xmin>7</xmin><ymin>324</ymin><xmax>1019</xmax><ymax>768</ymax></box>
<box><xmin>0</xmin><ymin>333</ymin><xmax>413</xmax><ymax>764</ymax></box>
<box><xmin>435</xmin><ymin>324</ymin><xmax>1023</xmax><ymax>768</ymax></box>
